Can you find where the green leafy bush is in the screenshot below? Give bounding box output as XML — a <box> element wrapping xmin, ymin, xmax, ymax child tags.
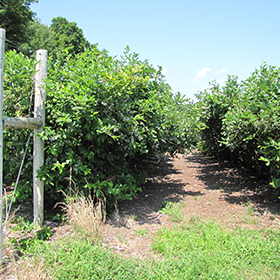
<box><xmin>3</xmin><ymin>47</ymin><xmax>190</xmax><ymax>209</ymax></box>
<box><xmin>197</xmin><ymin>63</ymin><xmax>280</xmax><ymax>190</ymax></box>
<box><xmin>3</xmin><ymin>50</ymin><xmax>36</xmax><ymax>200</ymax></box>
<box><xmin>39</xmin><ymin>47</ymin><xmax>190</xmax><ymax>208</ymax></box>
<box><xmin>222</xmin><ymin>63</ymin><xmax>280</xmax><ymax>185</ymax></box>
<box><xmin>196</xmin><ymin>75</ymin><xmax>240</xmax><ymax>158</ymax></box>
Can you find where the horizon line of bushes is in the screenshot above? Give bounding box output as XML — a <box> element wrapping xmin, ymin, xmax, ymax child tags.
<box><xmin>3</xmin><ymin>47</ymin><xmax>193</xmax><ymax>210</ymax></box>
<box><xmin>196</xmin><ymin>62</ymin><xmax>280</xmax><ymax>193</ymax></box>
<box><xmin>3</xmin><ymin>47</ymin><xmax>280</xmax><ymax>209</ymax></box>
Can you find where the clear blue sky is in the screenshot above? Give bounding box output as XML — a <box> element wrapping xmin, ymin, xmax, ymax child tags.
<box><xmin>31</xmin><ymin>0</ymin><xmax>280</xmax><ymax>100</ymax></box>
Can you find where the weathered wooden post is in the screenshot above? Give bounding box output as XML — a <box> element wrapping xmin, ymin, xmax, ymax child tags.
<box><xmin>0</xmin><ymin>28</ymin><xmax>5</xmax><ymax>265</ymax></box>
<box><xmin>33</xmin><ymin>50</ymin><xmax>47</xmax><ymax>227</ymax></box>
<box><xmin>0</xmin><ymin>29</ymin><xmax>47</xmax><ymax>263</ymax></box>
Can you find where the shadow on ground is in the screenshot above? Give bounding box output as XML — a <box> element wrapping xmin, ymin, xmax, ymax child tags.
<box><xmin>186</xmin><ymin>152</ymin><xmax>280</xmax><ymax>216</ymax></box>
<box><xmin>113</xmin><ymin>152</ymin><xmax>280</xmax><ymax>227</ymax></box>
<box><xmin>117</xmin><ymin>155</ymin><xmax>188</xmax><ymax>225</ymax></box>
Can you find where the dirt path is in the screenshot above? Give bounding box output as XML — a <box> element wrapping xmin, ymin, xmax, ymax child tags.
<box><xmin>102</xmin><ymin>151</ymin><xmax>280</xmax><ymax>259</ymax></box>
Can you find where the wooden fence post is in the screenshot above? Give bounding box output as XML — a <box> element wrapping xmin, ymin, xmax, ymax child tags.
<box><xmin>0</xmin><ymin>28</ymin><xmax>5</xmax><ymax>264</ymax></box>
<box><xmin>33</xmin><ymin>50</ymin><xmax>47</xmax><ymax>227</ymax></box>
<box><xmin>0</xmin><ymin>30</ymin><xmax>47</xmax><ymax>262</ymax></box>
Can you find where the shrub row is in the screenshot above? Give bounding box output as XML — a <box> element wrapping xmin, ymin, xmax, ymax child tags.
<box><xmin>197</xmin><ymin>63</ymin><xmax>280</xmax><ymax>189</ymax></box>
<box><xmin>3</xmin><ymin>48</ymin><xmax>191</xmax><ymax>209</ymax></box>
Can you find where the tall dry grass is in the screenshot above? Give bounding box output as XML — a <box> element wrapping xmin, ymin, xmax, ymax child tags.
<box><xmin>9</xmin><ymin>254</ymin><xmax>52</xmax><ymax>280</ymax></box>
<box><xmin>60</xmin><ymin>190</ymin><xmax>106</xmax><ymax>242</ymax></box>
<box><xmin>5</xmin><ymin>190</ymin><xmax>106</xmax><ymax>279</ymax></box>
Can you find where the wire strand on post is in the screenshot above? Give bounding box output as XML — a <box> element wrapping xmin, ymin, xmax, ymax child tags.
<box><xmin>0</xmin><ymin>27</ymin><xmax>6</xmax><ymax>265</ymax></box>
<box><xmin>3</xmin><ymin>130</ymin><xmax>33</xmax><ymax>233</ymax></box>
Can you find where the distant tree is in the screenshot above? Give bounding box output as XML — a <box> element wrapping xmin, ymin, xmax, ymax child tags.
<box><xmin>50</xmin><ymin>17</ymin><xmax>91</xmax><ymax>57</ymax></box>
<box><xmin>22</xmin><ymin>19</ymin><xmax>57</xmax><ymax>57</ymax></box>
<box><xmin>0</xmin><ymin>0</ymin><xmax>38</xmax><ymax>49</ymax></box>
<box><xmin>22</xmin><ymin>16</ymin><xmax>96</xmax><ymax>61</ymax></box>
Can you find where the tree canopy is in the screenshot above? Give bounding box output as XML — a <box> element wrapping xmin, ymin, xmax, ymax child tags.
<box><xmin>0</xmin><ymin>1</ymin><xmax>91</xmax><ymax>58</ymax></box>
<box><xmin>22</xmin><ymin>16</ymin><xmax>93</xmax><ymax>60</ymax></box>
<box><xmin>21</xmin><ymin>19</ymin><xmax>56</xmax><ymax>55</ymax></box>
<box><xmin>50</xmin><ymin>16</ymin><xmax>91</xmax><ymax>56</ymax></box>
<box><xmin>0</xmin><ymin>0</ymin><xmax>38</xmax><ymax>50</ymax></box>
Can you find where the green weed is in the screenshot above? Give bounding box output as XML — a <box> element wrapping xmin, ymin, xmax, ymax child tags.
<box><xmin>133</xmin><ymin>228</ymin><xmax>148</xmax><ymax>237</ymax></box>
<box><xmin>116</xmin><ymin>232</ymin><xmax>127</xmax><ymax>244</ymax></box>
<box><xmin>246</xmin><ymin>201</ymin><xmax>255</xmax><ymax>216</ymax></box>
<box><xmin>11</xmin><ymin>226</ymin><xmax>53</xmax><ymax>254</ymax></box>
<box><xmin>159</xmin><ymin>201</ymin><xmax>184</xmax><ymax>223</ymax></box>
<box><xmin>10</xmin><ymin>216</ymin><xmax>35</xmax><ymax>233</ymax></box>
<box><xmin>151</xmin><ymin>218</ymin><xmax>280</xmax><ymax>279</ymax></box>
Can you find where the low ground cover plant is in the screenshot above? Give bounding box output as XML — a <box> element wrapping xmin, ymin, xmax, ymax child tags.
<box><xmin>8</xmin><ymin>204</ymin><xmax>280</xmax><ymax>280</ymax></box>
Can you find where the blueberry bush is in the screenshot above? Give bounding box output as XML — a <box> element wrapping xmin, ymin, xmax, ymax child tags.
<box><xmin>197</xmin><ymin>63</ymin><xmax>280</xmax><ymax>190</ymax></box>
<box><xmin>3</xmin><ymin>47</ymin><xmax>191</xmax><ymax>209</ymax></box>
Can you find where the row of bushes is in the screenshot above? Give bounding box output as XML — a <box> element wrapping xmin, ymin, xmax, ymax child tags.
<box><xmin>196</xmin><ymin>63</ymin><xmax>280</xmax><ymax>189</ymax></box>
<box><xmin>4</xmin><ymin>48</ymin><xmax>279</xmax><ymax>207</ymax></box>
<box><xmin>3</xmin><ymin>47</ymin><xmax>191</xmax><ymax>209</ymax></box>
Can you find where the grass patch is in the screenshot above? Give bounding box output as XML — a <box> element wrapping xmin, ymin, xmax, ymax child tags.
<box><xmin>245</xmin><ymin>201</ymin><xmax>255</xmax><ymax>216</ymax></box>
<box><xmin>159</xmin><ymin>201</ymin><xmax>184</xmax><ymax>223</ymax></box>
<box><xmin>13</xmin><ymin>218</ymin><xmax>280</xmax><ymax>279</ymax></box>
<box><xmin>230</xmin><ymin>212</ymin><xmax>260</xmax><ymax>226</ymax></box>
<box><xmin>8</xmin><ymin>194</ymin><xmax>280</xmax><ymax>279</ymax></box>
<box><xmin>134</xmin><ymin>228</ymin><xmax>149</xmax><ymax>237</ymax></box>
<box><xmin>151</xmin><ymin>217</ymin><xmax>280</xmax><ymax>279</ymax></box>
<box><xmin>9</xmin><ymin>216</ymin><xmax>36</xmax><ymax>233</ymax></box>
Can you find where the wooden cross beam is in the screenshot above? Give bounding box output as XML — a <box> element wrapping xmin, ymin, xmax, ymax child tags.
<box><xmin>3</xmin><ymin>117</ymin><xmax>43</xmax><ymax>130</ymax></box>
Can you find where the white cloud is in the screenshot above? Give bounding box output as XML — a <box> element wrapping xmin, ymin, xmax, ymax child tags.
<box><xmin>191</xmin><ymin>67</ymin><xmax>211</xmax><ymax>82</ymax></box>
<box><xmin>216</xmin><ymin>68</ymin><xmax>227</xmax><ymax>75</ymax></box>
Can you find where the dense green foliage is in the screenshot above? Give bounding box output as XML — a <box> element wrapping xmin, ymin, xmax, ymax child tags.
<box><xmin>3</xmin><ymin>49</ymin><xmax>190</xmax><ymax>208</ymax></box>
<box><xmin>196</xmin><ymin>76</ymin><xmax>239</xmax><ymax>157</ymax></box>
<box><xmin>0</xmin><ymin>0</ymin><xmax>37</xmax><ymax>50</ymax></box>
<box><xmin>197</xmin><ymin>63</ymin><xmax>280</xmax><ymax>189</ymax></box>
<box><xmin>3</xmin><ymin>50</ymin><xmax>35</xmax><ymax>195</ymax></box>
<box><xmin>21</xmin><ymin>19</ymin><xmax>57</xmax><ymax>57</ymax></box>
<box><xmin>40</xmin><ymin>47</ymin><xmax>189</xmax><ymax>207</ymax></box>
<box><xmin>50</xmin><ymin>17</ymin><xmax>91</xmax><ymax>57</ymax></box>
<box><xmin>22</xmin><ymin>17</ymin><xmax>92</xmax><ymax>60</ymax></box>
<box><xmin>4</xmin><ymin>48</ymin><xmax>280</xmax><ymax>205</ymax></box>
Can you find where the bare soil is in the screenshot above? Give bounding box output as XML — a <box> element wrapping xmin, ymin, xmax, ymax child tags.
<box><xmin>102</xmin><ymin>151</ymin><xmax>280</xmax><ymax>259</ymax></box>
<box><xmin>1</xmin><ymin>151</ymin><xmax>280</xmax><ymax>278</ymax></box>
